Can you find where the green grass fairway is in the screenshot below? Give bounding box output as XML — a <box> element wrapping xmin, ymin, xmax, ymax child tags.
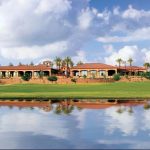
<box><xmin>0</xmin><ymin>82</ymin><xmax>150</xmax><ymax>99</ymax></box>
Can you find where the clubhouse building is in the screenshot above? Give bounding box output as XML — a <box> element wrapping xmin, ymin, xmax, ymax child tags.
<box><xmin>0</xmin><ymin>61</ymin><xmax>146</xmax><ymax>79</ymax></box>
<box><xmin>70</xmin><ymin>63</ymin><xmax>146</xmax><ymax>78</ymax></box>
<box><xmin>0</xmin><ymin>61</ymin><xmax>53</xmax><ymax>78</ymax></box>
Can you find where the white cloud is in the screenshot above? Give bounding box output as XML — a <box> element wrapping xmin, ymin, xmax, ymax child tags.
<box><xmin>122</xmin><ymin>5</ymin><xmax>150</xmax><ymax>20</ymax></box>
<box><xmin>105</xmin><ymin>106</ymin><xmax>138</xmax><ymax>136</ymax></box>
<box><xmin>78</xmin><ymin>8</ymin><xmax>94</xmax><ymax>30</ymax></box>
<box><xmin>72</xmin><ymin>109</ymin><xmax>88</xmax><ymax>129</ymax></box>
<box><xmin>142</xmin><ymin>110</ymin><xmax>150</xmax><ymax>129</ymax></box>
<box><xmin>144</xmin><ymin>51</ymin><xmax>150</xmax><ymax>63</ymax></box>
<box><xmin>97</xmin><ymin>27</ymin><xmax>150</xmax><ymax>43</ymax></box>
<box><xmin>0</xmin><ymin>41</ymin><xmax>68</xmax><ymax>60</ymax></box>
<box><xmin>0</xmin><ymin>110</ymin><xmax>69</xmax><ymax>139</ymax></box>
<box><xmin>72</xmin><ymin>50</ymin><xmax>88</xmax><ymax>64</ymax></box>
<box><xmin>97</xmin><ymin>5</ymin><xmax>150</xmax><ymax>45</ymax></box>
<box><xmin>97</xmin><ymin>36</ymin><xmax>121</xmax><ymax>43</ymax></box>
<box><xmin>0</xmin><ymin>0</ymin><xmax>73</xmax><ymax>47</ymax></box>
<box><xmin>0</xmin><ymin>1</ymin><xmax>150</xmax><ymax>64</ymax></box>
<box><xmin>104</xmin><ymin>45</ymin><xmax>150</xmax><ymax>65</ymax></box>
<box><xmin>0</xmin><ymin>0</ymin><xmax>101</xmax><ymax>63</ymax></box>
<box><xmin>34</xmin><ymin>0</ymin><xmax>71</xmax><ymax>16</ymax></box>
<box><xmin>103</xmin><ymin>44</ymin><xmax>114</xmax><ymax>54</ymax></box>
<box><xmin>113</xmin><ymin>6</ymin><xmax>120</xmax><ymax>15</ymax></box>
<box><xmin>97</xmin><ymin>139</ymin><xmax>150</xmax><ymax>149</ymax></box>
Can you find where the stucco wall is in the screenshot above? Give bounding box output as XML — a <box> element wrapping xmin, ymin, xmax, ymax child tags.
<box><xmin>0</xmin><ymin>76</ymin><xmax>148</xmax><ymax>85</ymax></box>
<box><xmin>0</xmin><ymin>77</ymin><xmax>114</xmax><ymax>84</ymax></box>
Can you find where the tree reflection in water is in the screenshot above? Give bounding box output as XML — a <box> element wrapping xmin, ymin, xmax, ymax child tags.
<box><xmin>54</xmin><ymin>101</ymin><xmax>74</xmax><ymax>115</ymax></box>
<box><xmin>0</xmin><ymin>99</ymin><xmax>149</xmax><ymax>114</ymax></box>
<box><xmin>116</xmin><ymin>106</ymin><xmax>134</xmax><ymax>115</ymax></box>
<box><xmin>116</xmin><ymin>106</ymin><xmax>124</xmax><ymax>114</ymax></box>
<box><xmin>144</xmin><ymin>103</ymin><xmax>150</xmax><ymax>110</ymax></box>
<box><xmin>76</xmin><ymin>106</ymin><xmax>83</xmax><ymax>111</ymax></box>
<box><xmin>128</xmin><ymin>106</ymin><xmax>134</xmax><ymax>115</ymax></box>
<box><xmin>55</xmin><ymin>104</ymin><xmax>62</xmax><ymax>115</ymax></box>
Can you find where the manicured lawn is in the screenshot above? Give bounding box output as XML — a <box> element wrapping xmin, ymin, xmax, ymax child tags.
<box><xmin>0</xmin><ymin>82</ymin><xmax>150</xmax><ymax>99</ymax></box>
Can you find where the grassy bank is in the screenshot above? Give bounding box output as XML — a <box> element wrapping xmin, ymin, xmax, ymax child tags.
<box><xmin>0</xmin><ymin>82</ymin><xmax>150</xmax><ymax>99</ymax></box>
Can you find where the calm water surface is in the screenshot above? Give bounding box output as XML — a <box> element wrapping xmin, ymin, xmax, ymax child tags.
<box><xmin>0</xmin><ymin>100</ymin><xmax>150</xmax><ymax>149</ymax></box>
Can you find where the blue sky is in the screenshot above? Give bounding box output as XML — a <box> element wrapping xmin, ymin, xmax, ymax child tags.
<box><xmin>0</xmin><ymin>0</ymin><xmax>150</xmax><ymax>66</ymax></box>
<box><xmin>90</xmin><ymin>0</ymin><xmax>150</xmax><ymax>11</ymax></box>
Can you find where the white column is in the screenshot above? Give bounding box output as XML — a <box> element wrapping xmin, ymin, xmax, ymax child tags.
<box><xmin>49</xmin><ymin>70</ymin><xmax>51</xmax><ymax>76</ymax></box>
<box><xmin>115</xmin><ymin>69</ymin><xmax>117</xmax><ymax>74</ymax></box>
<box><xmin>87</xmin><ymin>70</ymin><xmax>90</xmax><ymax>78</ymax></box>
<box><xmin>14</xmin><ymin>71</ymin><xmax>18</xmax><ymax>77</ymax></box>
<box><xmin>34</xmin><ymin>71</ymin><xmax>37</xmax><ymax>77</ymax></box>
<box><xmin>96</xmin><ymin>70</ymin><xmax>99</xmax><ymax>78</ymax></box>
<box><xmin>106</xmin><ymin>70</ymin><xmax>108</xmax><ymax>77</ymax></box>
<box><xmin>0</xmin><ymin>71</ymin><xmax>2</xmax><ymax>78</ymax></box>
<box><xmin>79</xmin><ymin>70</ymin><xmax>81</xmax><ymax>77</ymax></box>
<box><xmin>6</xmin><ymin>71</ymin><xmax>10</xmax><ymax>78</ymax></box>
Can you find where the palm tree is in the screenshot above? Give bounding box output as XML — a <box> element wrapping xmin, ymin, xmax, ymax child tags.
<box><xmin>9</xmin><ymin>62</ymin><xmax>13</xmax><ymax>66</ymax></box>
<box><xmin>54</xmin><ymin>57</ymin><xmax>62</xmax><ymax>70</ymax></box>
<box><xmin>128</xmin><ymin>58</ymin><xmax>133</xmax><ymax>76</ymax></box>
<box><xmin>116</xmin><ymin>58</ymin><xmax>123</xmax><ymax>68</ymax></box>
<box><xmin>144</xmin><ymin>62</ymin><xmax>150</xmax><ymax>72</ymax></box>
<box><xmin>122</xmin><ymin>60</ymin><xmax>127</xmax><ymax>75</ymax></box>
<box><xmin>77</xmin><ymin>61</ymin><xmax>84</xmax><ymax>65</ymax></box>
<box><xmin>30</xmin><ymin>61</ymin><xmax>34</xmax><ymax>66</ymax></box>
<box><xmin>62</xmin><ymin>59</ymin><xmax>65</xmax><ymax>67</ymax></box>
<box><xmin>50</xmin><ymin>62</ymin><xmax>54</xmax><ymax>68</ymax></box>
<box><xmin>128</xmin><ymin>58</ymin><xmax>133</xmax><ymax>67</ymax></box>
<box><xmin>63</xmin><ymin>56</ymin><xmax>74</xmax><ymax>77</ymax></box>
<box><xmin>18</xmin><ymin>62</ymin><xmax>22</xmax><ymax>66</ymax></box>
<box><xmin>70</xmin><ymin>61</ymin><xmax>74</xmax><ymax>68</ymax></box>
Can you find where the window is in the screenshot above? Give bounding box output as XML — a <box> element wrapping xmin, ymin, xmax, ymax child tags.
<box><xmin>81</xmin><ymin>70</ymin><xmax>88</xmax><ymax>76</ymax></box>
<box><xmin>90</xmin><ymin>70</ymin><xmax>97</xmax><ymax>75</ymax></box>
<box><xmin>99</xmin><ymin>70</ymin><xmax>106</xmax><ymax>76</ymax></box>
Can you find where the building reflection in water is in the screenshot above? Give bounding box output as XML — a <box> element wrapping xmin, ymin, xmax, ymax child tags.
<box><xmin>0</xmin><ymin>99</ymin><xmax>150</xmax><ymax>149</ymax></box>
<box><xmin>0</xmin><ymin>100</ymin><xmax>52</xmax><ymax>112</ymax></box>
<box><xmin>0</xmin><ymin>99</ymin><xmax>149</xmax><ymax>114</ymax></box>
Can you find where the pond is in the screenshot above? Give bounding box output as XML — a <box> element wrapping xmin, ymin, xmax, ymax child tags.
<box><xmin>0</xmin><ymin>99</ymin><xmax>150</xmax><ymax>149</ymax></box>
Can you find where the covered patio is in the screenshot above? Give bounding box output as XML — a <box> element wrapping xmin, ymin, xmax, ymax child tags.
<box><xmin>70</xmin><ymin>63</ymin><xmax>117</xmax><ymax>78</ymax></box>
<box><xmin>0</xmin><ymin>64</ymin><xmax>52</xmax><ymax>79</ymax></box>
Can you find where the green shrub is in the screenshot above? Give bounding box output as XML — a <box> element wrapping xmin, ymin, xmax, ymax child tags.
<box><xmin>22</xmin><ymin>73</ymin><xmax>31</xmax><ymax>81</ymax></box>
<box><xmin>144</xmin><ymin>104</ymin><xmax>150</xmax><ymax>110</ymax></box>
<box><xmin>125</xmin><ymin>74</ymin><xmax>129</xmax><ymax>79</ymax></box>
<box><xmin>39</xmin><ymin>71</ymin><xmax>44</xmax><ymax>79</ymax></box>
<box><xmin>71</xmin><ymin>78</ymin><xmax>77</xmax><ymax>84</ymax></box>
<box><xmin>139</xmin><ymin>72</ymin><xmax>144</xmax><ymax>77</ymax></box>
<box><xmin>139</xmin><ymin>72</ymin><xmax>150</xmax><ymax>79</ymax></box>
<box><xmin>83</xmin><ymin>75</ymin><xmax>87</xmax><ymax>79</ymax></box>
<box><xmin>144</xmin><ymin>72</ymin><xmax>150</xmax><ymax>79</ymax></box>
<box><xmin>47</xmin><ymin>76</ymin><xmax>58</xmax><ymax>82</ymax></box>
<box><xmin>113</xmin><ymin>74</ymin><xmax>121</xmax><ymax>81</ymax></box>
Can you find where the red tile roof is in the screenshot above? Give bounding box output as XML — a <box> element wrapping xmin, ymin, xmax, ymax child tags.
<box><xmin>72</xmin><ymin>101</ymin><xmax>146</xmax><ymax>109</ymax></box>
<box><xmin>0</xmin><ymin>64</ymin><xmax>51</xmax><ymax>71</ymax></box>
<box><xmin>71</xmin><ymin>63</ymin><xmax>117</xmax><ymax>70</ymax></box>
<box><xmin>0</xmin><ymin>101</ymin><xmax>50</xmax><ymax>108</ymax></box>
<box><xmin>118</xmin><ymin>66</ymin><xmax>146</xmax><ymax>71</ymax></box>
<box><xmin>74</xmin><ymin>103</ymin><xmax>115</xmax><ymax>109</ymax></box>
